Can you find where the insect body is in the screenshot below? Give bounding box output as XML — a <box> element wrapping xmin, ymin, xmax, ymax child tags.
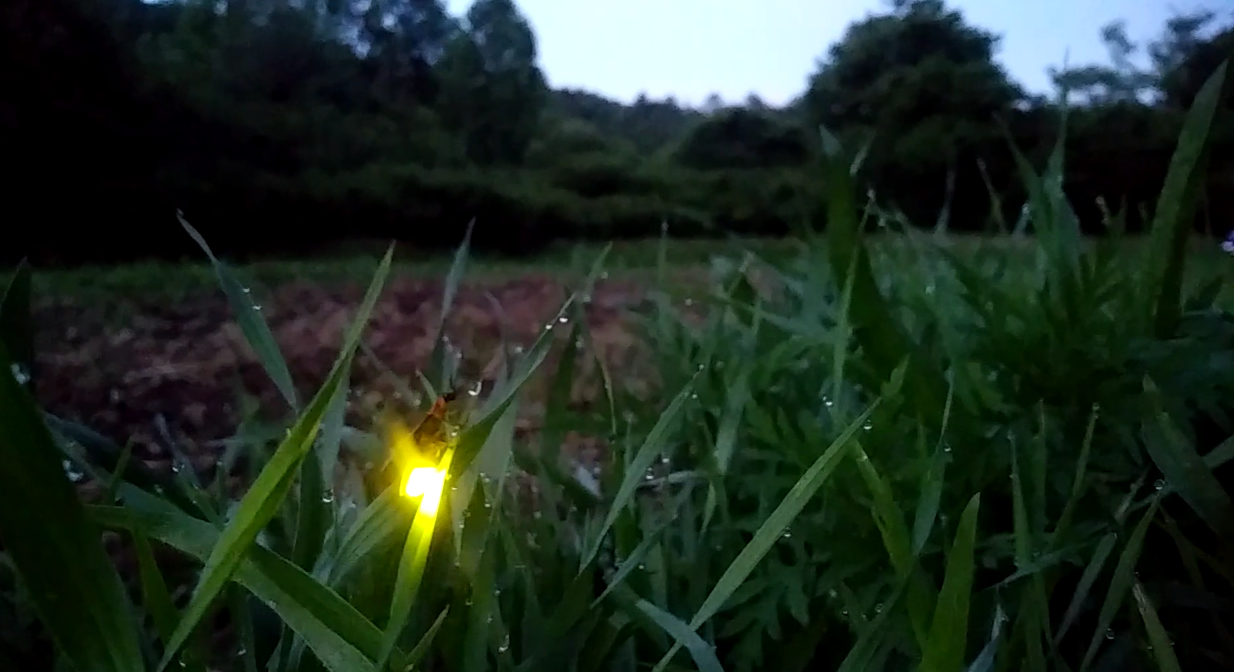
<box><xmin>408</xmin><ymin>389</ymin><xmax>462</xmax><ymax>464</ymax></box>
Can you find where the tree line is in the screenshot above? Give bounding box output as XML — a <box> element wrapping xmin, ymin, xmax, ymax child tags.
<box><xmin>3</xmin><ymin>0</ymin><xmax>1231</xmax><ymax>263</ymax></box>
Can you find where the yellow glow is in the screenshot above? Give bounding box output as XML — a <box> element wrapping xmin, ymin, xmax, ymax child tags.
<box><xmin>403</xmin><ymin>467</ymin><xmax>446</xmax><ymax>516</ymax></box>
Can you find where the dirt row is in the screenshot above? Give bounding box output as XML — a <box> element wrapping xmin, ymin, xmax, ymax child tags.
<box><xmin>31</xmin><ymin>274</ymin><xmax>664</xmax><ymax>486</ymax></box>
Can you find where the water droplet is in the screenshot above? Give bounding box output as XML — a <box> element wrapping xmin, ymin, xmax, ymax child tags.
<box><xmin>690</xmin><ymin>392</ymin><xmax>699</xmax><ymax>400</ymax></box>
<box><xmin>236</xmin><ymin>647</ymin><xmax>247</xmax><ymax>657</ymax></box>
<box><xmin>600</xmin><ymin>271</ymin><xmax>609</xmax><ymax>280</ymax></box>
<box><xmin>874</xmin><ymin>603</ymin><xmax>883</xmax><ymax>613</ymax></box>
<box><xmin>468</xmin><ymin>380</ymin><xmax>482</xmax><ymax>397</ymax></box>
<box><xmin>644</xmin><ymin>471</ymin><xmax>654</xmax><ymax>481</ymax></box>
<box><xmin>557</xmin><ymin>315</ymin><xmax>569</xmax><ymax>324</ymax></box>
<box><xmin>862</xmin><ymin>422</ymin><xmax>873</xmax><ymax>431</ymax></box>
<box><xmin>1153</xmin><ymin>479</ymin><xmax>1165</xmax><ymax>491</ymax></box>
<box><xmin>321</xmin><ymin>489</ymin><xmax>335</xmax><ymax>503</ymax></box>
<box><xmin>486</xmin><ymin>614</ymin><xmax>493</xmax><ymax>624</ymax></box>
<box><xmin>10</xmin><ymin>363</ymin><xmax>29</xmax><ymax>386</ymax></box>
<box><xmin>242</xmin><ymin>287</ymin><xmax>251</xmax><ymax>294</ymax></box>
<box><xmin>781</xmin><ymin>531</ymin><xmax>792</xmax><ymax>539</ymax></box>
<box><xmin>943</xmin><ymin>445</ymin><xmax>952</xmax><ymax>453</ymax></box>
<box><xmin>498</xmin><ymin>633</ymin><xmax>510</xmax><ymax>653</ymax></box>
<box><xmin>1105</xmin><ymin>628</ymin><xmax>1115</xmax><ymax>640</ymax></box>
<box><xmin>685</xmin><ymin>297</ymin><xmax>695</xmax><ymax>306</ymax></box>
<box><xmin>109</xmin><ymin>389</ymin><xmax>121</xmax><ymax>403</ymax></box>
<box><xmin>252</xmin><ymin>304</ymin><xmax>262</xmax><ymax>311</ymax></box>
<box><xmin>544</xmin><ymin>322</ymin><xmax>554</xmax><ymax>331</ymax></box>
<box><xmin>638</xmin><ymin>563</ymin><xmax>646</xmax><ymax>570</ymax></box>
<box><xmin>659</xmin><ymin>456</ymin><xmax>669</xmax><ymax>465</ymax></box>
<box><xmin>824</xmin><ymin>398</ymin><xmax>834</xmax><ymax>407</ymax></box>
<box><xmin>465</xmin><ymin>596</ymin><xmax>473</xmax><ymax>606</ymax></box>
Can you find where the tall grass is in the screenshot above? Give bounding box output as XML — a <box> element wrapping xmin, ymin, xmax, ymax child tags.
<box><xmin>1</xmin><ymin>61</ymin><xmax>1232</xmax><ymax>672</ymax></box>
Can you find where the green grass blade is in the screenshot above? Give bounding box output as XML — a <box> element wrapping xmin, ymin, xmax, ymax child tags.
<box><xmin>156</xmin><ymin>245</ymin><xmax>393</xmax><ymax>671</ymax></box>
<box><xmin>452</xmin><ymin>298</ymin><xmax>574</xmax><ymax>474</ymax></box>
<box><xmin>1053</xmin><ymin>533</ymin><xmax>1116</xmax><ymax>645</ymax></box>
<box><xmin>180</xmin><ymin>214</ymin><xmax>300</xmax><ymax>411</ymax></box>
<box><xmin>1141</xmin><ymin>377</ymin><xmax>1234</xmax><ymax>537</ymax></box>
<box><xmin>1131</xmin><ymin>581</ymin><xmax>1181</xmax><ymax>672</ymax></box>
<box><xmin>1079</xmin><ymin>499</ymin><xmax>1160</xmax><ymax>672</ymax></box>
<box><xmin>93</xmin><ymin>490</ymin><xmax>402</xmax><ymax>672</ymax></box>
<box><xmin>405</xmin><ymin>607</ymin><xmax>450</xmax><ymax>670</ymax></box>
<box><xmin>324</xmin><ymin>486</ymin><xmax>407</xmax><ymax>586</ymax></box>
<box><xmin>703</xmin><ymin>366</ymin><xmax>748</xmax><ymax>533</ymax></box>
<box><xmin>1147</xmin><ymin>60</ymin><xmax>1228</xmax><ymax>335</ymax></box>
<box><xmin>0</xmin><ymin>342</ymin><xmax>145</xmax><ymax>672</ymax></box>
<box><xmin>819</xmin><ymin>128</ymin><xmax>948</xmax><ymax>427</ymax></box>
<box><xmin>620</xmin><ymin>590</ymin><xmax>724</xmax><ymax>672</ymax></box>
<box><xmin>581</xmin><ymin>374</ymin><xmax>700</xmax><ymax>570</ymax></box>
<box><xmin>920</xmin><ymin>493</ymin><xmax>980</xmax><ymax>672</ymax></box>
<box><xmin>425</xmin><ymin>218</ymin><xmax>474</xmax><ymax>388</ymax></box>
<box><xmin>650</xmin><ymin>401</ymin><xmax>880</xmax><ymax>672</ymax></box>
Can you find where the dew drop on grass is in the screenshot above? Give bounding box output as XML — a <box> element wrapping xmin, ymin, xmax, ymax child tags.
<box><xmin>1105</xmin><ymin>628</ymin><xmax>1115</xmax><ymax>640</ymax></box>
<box><xmin>544</xmin><ymin>322</ymin><xmax>554</xmax><ymax>332</ymax></box>
<box><xmin>862</xmin><ymin>422</ymin><xmax>873</xmax><ymax>431</ymax></box>
<box><xmin>782</xmin><ymin>531</ymin><xmax>792</xmax><ymax>539</ymax></box>
<box><xmin>557</xmin><ymin>315</ymin><xmax>568</xmax><ymax>324</ymax></box>
<box><xmin>1153</xmin><ymin>479</ymin><xmax>1166</xmax><ymax>491</ymax></box>
<box><xmin>10</xmin><ymin>363</ymin><xmax>30</xmax><ymax>386</ymax></box>
<box><xmin>321</xmin><ymin>489</ymin><xmax>335</xmax><ymax>503</ymax></box>
<box><xmin>498</xmin><ymin>634</ymin><xmax>510</xmax><ymax>653</ymax></box>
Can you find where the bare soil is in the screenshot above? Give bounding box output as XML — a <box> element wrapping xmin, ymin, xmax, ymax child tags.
<box><xmin>32</xmin><ymin>274</ymin><xmax>662</xmax><ymax>487</ymax></box>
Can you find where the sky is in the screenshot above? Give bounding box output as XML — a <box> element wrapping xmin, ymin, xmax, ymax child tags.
<box><xmin>444</xmin><ymin>0</ymin><xmax>1228</xmax><ymax>106</ymax></box>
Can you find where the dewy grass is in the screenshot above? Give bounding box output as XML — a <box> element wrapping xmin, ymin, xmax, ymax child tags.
<box><xmin>0</xmin><ymin>60</ymin><xmax>1231</xmax><ymax>672</ymax></box>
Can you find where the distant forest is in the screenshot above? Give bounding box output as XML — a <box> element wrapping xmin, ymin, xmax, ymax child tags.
<box><xmin>3</xmin><ymin>0</ymin><xmax>1232</xmax><ymax>263</ymax></box>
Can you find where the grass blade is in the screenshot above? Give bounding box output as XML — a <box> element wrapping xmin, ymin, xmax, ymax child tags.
<box><xmin>1147</xmin><ymin>60</ymin><xmax>1228</xmax><ymax>334</ymax></box>
<box><xmin>581</xmin><ymin>374</ymin><xmax>700</xmax><ymax>570</ymax></box>
<box><xmin>920</xmin><ymin>493</ymin><xmax>980</xmax><ymax>672</ymax></box>
<box><xmin>93</xmin><ymin>489</ymin><xmax>401</xmax><ymax>672</ymax></box>
<box><xmin>1131</xmin><ymin>581</ymin><xmax>1182</xmax><ymax>672</ymax></box>
<box><xmin>650</xmin><ymin>400</ymin><xmax>880</xmax><ymax>672</ymax></box>
<box><xmin>180</xmin><ymin>214</ymin><xmax>300</xmax><ymax>411</ymax></box>
<box><xmin>156</xmin><ymin>245</ymin><xmax>394</xmax><ymax>671</ymax></box>
<box><xmin>1079</xmin><ymin>498</ymin><xmax>1160</xmax><ymax>672</ymax></box>
<box><xmin>1141</xmin><ymin>377</ymin><xmax>1233</xmax><ymax>537</ymax></box>
<box><xmin>0</xmin><ymin>343</ymin><xmax>145</xmax><ymax>672</ymax></box>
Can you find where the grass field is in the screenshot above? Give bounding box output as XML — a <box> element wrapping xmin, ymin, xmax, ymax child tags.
<box><xmin>2</xmin><ymin>75</ymin><xmax>1234</xmax><ymax>672</ymax></box>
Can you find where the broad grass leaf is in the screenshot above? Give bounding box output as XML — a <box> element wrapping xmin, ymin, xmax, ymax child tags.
<box><xmin>1148</xmin><ymin>60</ymin><xmax>1228</xmax><ymax>335</ymax></box>
<box><xmin>180</xmin><ymin>214</ymin><xmax>300</xmax><ymax>411</ymax></box>
<box><xmin>0</xmin><ymin>342</ymin><xmax>146</xmax><ymax>672</ymax></box>
<box><xmin>92</xmin><ymin>491</ymin><xmax>402</xmax><ymax>672</ymax></box>
<box><xmin>155</xmin><ymin>245</ymin><xmax>393</xmax><ymax>671</ymax></box>
<box><xmin>1131</xmin><ymin>581</ymin><xmax>1182</xmax><ymax>672</ymax></box>
<box><xmin>920</xmin><ymin>493</ymin><xmax>980</xmax><ymax>672</ymax></box>
<box><xmin>1141</xmin><ymin>377</ymin><xmax>1234</xmax><ymax>537</ymax></box>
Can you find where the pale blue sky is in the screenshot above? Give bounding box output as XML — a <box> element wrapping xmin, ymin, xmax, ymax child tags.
<box><xmin>445</xmin><ymin>0</ymin><xmax>1227</xmax><ymax>106</ymax></box>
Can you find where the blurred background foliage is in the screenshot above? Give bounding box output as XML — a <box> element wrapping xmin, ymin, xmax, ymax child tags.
<box><xmin>2</xmin><ymin>0</ymin><xmax>1232</xmax><ymax>263</ymax></box>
